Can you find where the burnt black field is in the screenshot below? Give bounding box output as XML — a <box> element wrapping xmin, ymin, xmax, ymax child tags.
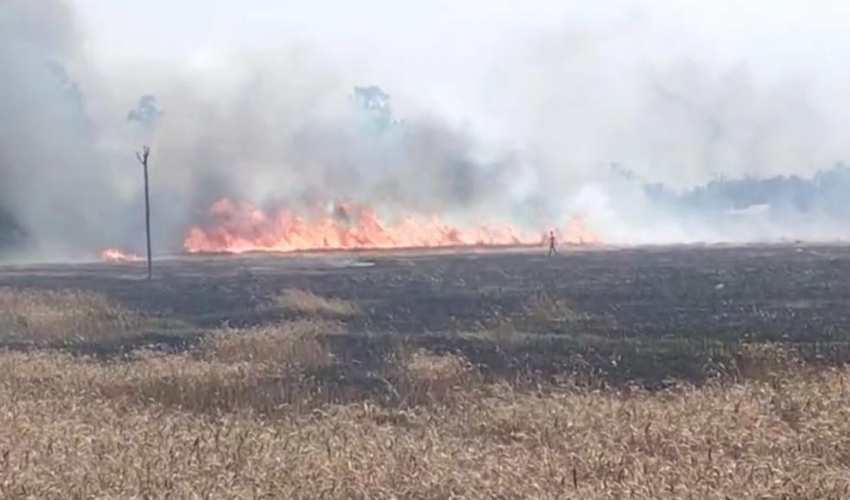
<box><xmin>2</xmin><ymin>243</ymin><xmax>849</xmax><ymax>386</ymax></box>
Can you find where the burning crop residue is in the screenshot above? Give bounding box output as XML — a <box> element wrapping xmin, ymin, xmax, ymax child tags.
<box><xmin>101</xmin><ymin>248</ymin><xmax>143</xmax><ymax>263</ymax></box>
<box><xmin>181</xmin><ymin>198</ymin><xmax>599</xmax><ymax>254</ymax></box>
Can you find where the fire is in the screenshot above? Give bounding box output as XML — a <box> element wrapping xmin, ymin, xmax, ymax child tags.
<box><xmin>557</xmin><ymin>215</ymin><xmax>601</xmax><ymax>245</ymax></box>
<box><xmin>101</xmin><ymin>247</ymin><xmax>143</xmax><ymax>263</ymax></box>
<box><xmin>183</xmin><ymin>198</ymin><xmax>600</xmax><ymax>254</ymax></box>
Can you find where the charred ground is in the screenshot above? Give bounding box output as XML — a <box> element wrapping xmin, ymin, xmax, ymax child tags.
<box><xmin>1</xmin><ymin>243</ymin><xmax>849</xmax><ymax>387</ymax></box>
<box><xmin>5</xmin><ymin>244</ymin><xmax>850</xmax><ymax>497</ymax></box>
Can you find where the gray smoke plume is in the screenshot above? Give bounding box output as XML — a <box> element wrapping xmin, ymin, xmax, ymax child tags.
<box><xmin>0</xmin><ymin>0</ymin><xmax>132</xmax><ymax>259</ymax></box>
<box><xmin>0</xmin><ymin>0</ymin><xmax>522</xmax><ymax>259</ymax></box>
<box><xmin>143</xmin><ymin>63</ymin><xmax>525</xmax><ymax>248</ymax></box>
<box><xmin>3</xmin><ymin>0</ymin><xmax>850</xmax><ymax>261</ymax></box>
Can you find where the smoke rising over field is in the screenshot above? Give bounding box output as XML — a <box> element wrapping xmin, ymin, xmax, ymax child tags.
<box><xmin>0</xmin><ymin>0</ymin><xmax>120</xmax><ymax>257</ymax></box>
<box><xmin>2</xmin><ymin>0</ymin><xmax>850</xmax><ymax>259</ymax></box>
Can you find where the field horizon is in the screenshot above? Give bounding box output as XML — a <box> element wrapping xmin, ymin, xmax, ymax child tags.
<box><xmin>1</xmin><ymin>244</ymin><xmax>849</xmax><ymax>498</ymax></box>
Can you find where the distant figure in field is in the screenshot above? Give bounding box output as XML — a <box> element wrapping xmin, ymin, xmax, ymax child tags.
<box><xmin>548</xmin><ymin>231</ymin><xmax>557</xmax><ymax>257</ymax></box>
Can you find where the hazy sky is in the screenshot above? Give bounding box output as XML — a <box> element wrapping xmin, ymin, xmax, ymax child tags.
<box><xmin>5</xmin><ymin>0</ymin><xmax>850</xmax><ymax>255</ymax></box>
<box><xmin>68</xmin><ymin>0</ymin><xmax>850</xmax><ymax>144</ymax></box>
<box><xmin>70</xmin><ymin>1</ymin><xmax>850</xmax><ymax>70</ymax></box>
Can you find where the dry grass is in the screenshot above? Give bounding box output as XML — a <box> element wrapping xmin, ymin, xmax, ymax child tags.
<box><xmin>1</xmin><ymin>348</ymin><xmax>850</xmax><ymax>498</ymax></box>
<box><xmin>467</xmin><ymin>292</ymin><xmax>589</xmax><ymax>342</ymax></box>
<box><xmin>269</xmin><ymin>288</ymin><xmax>361</xmax><ymax>318</ymax></box>
<box><xmin>198</xmin><ymin>320</ymin><xmax>336</xmax><ymax>368</ymax></box>
<box><xmin>525</xmin><ymin>291</ymin><xmax>588</xmax><ymax>324</ymax></box>
<box><xmin>403</xmin><ymin>350</ymin><xmax>471</xmax><ymax>384</ymax></box>
<box><xmin>396</xmin><ymin>350</ymin><xmax>475</xmax><ymax>406</ymax></box>
<box><xmin>479</xmin><ymin>315</ymin><xmax>525</xmax><ymax>344</ymax></box>
<box><xmin>2</xmin><ymin>289</ymin><xmax>850</xmax><ymax>497</ymax></box>
<box><xmin>93</xmin><ymin>322</ymin><xmax>346</xmax><ymax>415</ymax></box>
<box><xmin>0</xmin><ymin>287</ymin><xmax>151</xmax><ymax>344</ymax></box>
<box><xmin>734</xmin><ymin>342</ymin><xmax>805</xmax><ymax>381</ymax></box>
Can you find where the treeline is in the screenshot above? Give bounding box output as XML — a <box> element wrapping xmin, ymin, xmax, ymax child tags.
<box><xmin>643</xmin><ymin>163</ymin><xmax>850</xmax><ymax>219</ymax></box>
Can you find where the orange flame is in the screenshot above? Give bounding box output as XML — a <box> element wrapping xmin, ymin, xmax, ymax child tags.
<box><xmin>183</xmin><ymin>198</ymin><xmax>600</xmax><ymax>254</ymax></box>
<box><xmin>557</xmin><ymin>215</ymin><xmax>601</xmax><ymax>245</ymax></box>
<box><xmin>101</xmin><ymin>247</ymin><xmax>143</xmax><ymax>263</ymax></box>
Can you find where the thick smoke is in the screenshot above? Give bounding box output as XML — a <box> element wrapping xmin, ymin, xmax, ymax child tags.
<box><xmin>140</xmin><ymin>58</ymin><xmax>526</xmax><ymax>249</ymax></box>
<box><xmin>3</xmin><ymin>0</ymin><xmax>850</xmax><ymax>261</ymax></box>
<box><xmin>0</xmin><ymin>0</ymin><xmax>131</xmax><ymax>259</ymax></box>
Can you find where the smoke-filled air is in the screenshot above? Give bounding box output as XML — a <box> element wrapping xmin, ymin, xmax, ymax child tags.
<box><xmin>3</xmin><ymin>0</ymin><xmax>850</xmax><ymax>261</ymax></box>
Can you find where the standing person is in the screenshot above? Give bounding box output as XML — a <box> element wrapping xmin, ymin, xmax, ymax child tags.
<box><xmin>548</xmin><ymin>231</ymin><xmax>557</xmax><ymax>257</ymax></box>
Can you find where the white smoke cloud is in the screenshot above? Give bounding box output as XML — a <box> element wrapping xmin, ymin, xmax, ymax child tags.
<box><xmin>0</xmin><ymin>0</ymin><xmax>135</xmax><ymax>259</ymax></box>
<box><xmin>4</xmin><ymin>0</ymin><xmax>850</xmax><ymax>261</ymax></box>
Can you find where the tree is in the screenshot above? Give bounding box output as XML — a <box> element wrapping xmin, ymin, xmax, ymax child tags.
<box><xmin>352</xmin><ymin>85</ymin><xmax>395</xmax><ymax>130</ymax></box>
<box><xmin>127</xmin><ymin>95</ymin><xmax>164</xmax><ymax>128</ymax></box>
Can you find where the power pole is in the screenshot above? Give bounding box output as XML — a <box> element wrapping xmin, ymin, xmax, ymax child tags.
<box><xmin>136</xmin><ymin>146</ymin><xmax>153</xmax><ymax>280</ymax></box>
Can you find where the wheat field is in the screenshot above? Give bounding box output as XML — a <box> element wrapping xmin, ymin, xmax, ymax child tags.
<box><xmin>0</xmin><ymin>288</ymin><xmax>849</xmax><ymax>498</ymax></box>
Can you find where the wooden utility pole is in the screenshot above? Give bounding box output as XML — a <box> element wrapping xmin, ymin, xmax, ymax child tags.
<box><xmin>136</xmin><ymin>146</ymin><xmax>153</xmax><ymax>279</ymax></box>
